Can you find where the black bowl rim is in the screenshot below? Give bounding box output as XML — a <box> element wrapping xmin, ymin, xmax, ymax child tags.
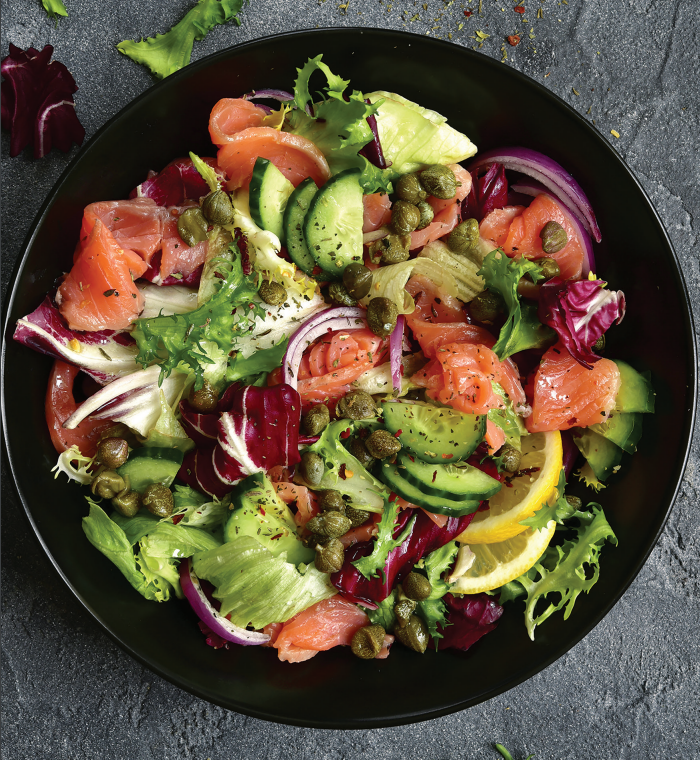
<box><xmin>2</xmin><ymin>27</ymin><xmax>697</xmax><ymax>728</ymax></box>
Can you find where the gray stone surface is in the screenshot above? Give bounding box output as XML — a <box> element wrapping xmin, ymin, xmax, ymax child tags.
<box><xmin>2</xmin><ymin>1</ymin><xmax>699</xmax><ymax>757</ymax></box>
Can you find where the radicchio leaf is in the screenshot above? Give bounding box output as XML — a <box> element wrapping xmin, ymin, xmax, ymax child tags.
<box><xmin>1</xmin><ymin>44</ymin><xmax>85</xmax><ymax>158</ymax></box>
<box><xmin>129</xmin><ymin>157</ymin><xmax>224</xmax><ymax>207</ymax></box>
<box><xmin>436</xmin><ymin>592</ymin><xmax>504</xmax><ymax>651</ymax></box>
<box><xmin>461</xmin><ymin>162</ymin><xmax>508</xmax><ymax>222</ymax></box>
<box><xmin>539</xmin><ymin>277</ymin><xmax>626</xmax><ymax>369</ymax></box>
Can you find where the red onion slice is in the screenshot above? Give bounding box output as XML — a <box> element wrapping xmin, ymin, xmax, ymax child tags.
<box><xmin>510</xmin><ymin>177</ymin><xmax>596</xmax><ymax>278</ymax></box>
<box><xmin>282</xmin><ymin>307</ymin><xmax>368</xmax><ymax>389</ymax></box>
<box><xmin>389</xmin><ymin>315</ymin><xmax>405</xmax><ymax>393</ymax></box>
<box><xmin>469</xmin><ymin>147</ymin><xmax>602</xmax><ymax>243</ymax></box>
<box><xmin>242</xmin><ymin>88</ymin><xmax>294</xmax><ymax>102</ymax></box>
<box><xmin>179</xmin><ymin>558</ymin><xmax>269</xmax><ymax>646</ymax></box>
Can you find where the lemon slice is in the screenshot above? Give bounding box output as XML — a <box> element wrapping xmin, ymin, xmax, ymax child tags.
<box><xmin>456</xmin><ymin>430</ymin><xmax>562</xmax><ymax>544</ymax></box>
<box><xmin>450</xmin><ymin>520</ymin><xmax>556</xmax><ymax>594</ymax></box>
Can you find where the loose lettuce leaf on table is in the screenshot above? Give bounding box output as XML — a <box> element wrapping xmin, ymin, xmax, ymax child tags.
<box><xmin>117</xmin><ymin>0</ymin><xmax>245</xmax><ymax>79</ymax></box>
<box><xmin>41</xmin><ymin>0</ymin><xmax>68</xmax><ymax>19</ymax></box>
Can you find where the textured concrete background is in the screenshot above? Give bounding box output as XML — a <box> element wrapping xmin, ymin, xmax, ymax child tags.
<box><xmin>2</xmin><ymin>1</ymin><xmax>699</xmax><ymax>758</ymax></box>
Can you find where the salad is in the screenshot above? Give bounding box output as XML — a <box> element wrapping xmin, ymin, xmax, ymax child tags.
<box><xmin>14</xmin><ymin>56</ymin><xmax>655</xmax><ymax>663</ymax></box>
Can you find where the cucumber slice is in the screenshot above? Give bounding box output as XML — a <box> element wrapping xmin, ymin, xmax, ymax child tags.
<box><xmin>117</xmin><ymin>447</ymin><xmax>184</xmax><ymax>493</ymax></box>
<box><xmin>283</xmin><ymin>177</ymin><xmax>318</xmax><ymax>275</ymax></box>
<box><xmin>396</xmin><ymin>452</ymin><xmax>502</xmax><ymax>501</ymax></box>
<box><xmin>614</xmin><ymin>360</ymin><xmax>655</xmax><ymax>413</ymax></box>
<box><xmin>303</xmin><ymin>169</ymin><xmax>364</xmax><ymax>279</ymax></box>
<box><xmin>249</xmin><ymin>157</ymin><xmax>295</xmax><ymax>244</ymax></box>
<box><xmin>572</xmin><ymin>428</ymin><xmax>623</xmax><ymax>482</ymax></box>
<box><xmin>377</xmin><ymin>461</ymin><xmax>481</xmax><ymax>516</ymax></box>
<box><xmin>381</xmin><ymin>401</ymin><xmax>486</xmax><ymax>463</ymax></box>
<box><xmin>590</xmin><ymin>412</ymin><xmax>643</xmax><ymax>454</ymax></box>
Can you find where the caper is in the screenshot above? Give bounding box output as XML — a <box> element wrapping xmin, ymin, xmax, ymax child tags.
<box><xmin>258</xmin><ymin>280</ymin><xmax>287</xmax><ymax>305</ymax></box>
<box><xmin>201</xmin><ymin>190</ymin><xmax>234</xmax><ymax>226</ymax></box>
<box><xmin>537</xmin><ymin>257</ymin><xmax>561</xmax><ymax>281</ymax></box>
<box><xmin>342</xmin><ymin>263</ymin><xmax>373</xmax><ymax>300</ymax></box>
<box><xmin>394</xmin><ymin>598</ymin><xmax>417</xmax><ymax>628</ymax></box>
<box><xmin>337</xmin><ymin>390</ymin><xmax>377</xmax><ymax>420</ymax></box>
<box><xmin>303</xmin><ymin>404</ymin><xmax>330</xmax><ymax>436</ymax></box>
<box><xmin>328</xmin><ymin>282</ymin><xmax>358</xmax><ymax>307</ymax></box>
<box><xmin>345</xmin><ymin>505</ymin><xmax>370</xmax><ymax>528</ymax></box>
<box><xmin>306</xmin><ymin>511</ymin><xmax>352</xmax><ymax>539</ymax></box>
<box><xmin>142</xmin><ymin>483</ymin><xmax>174</xmax><ymax>518</ymax></box>
<box><xmin>318</xmin><ymin>489</ymin><xmax>346</xmax><ymax>513</ymax></box>
<box><xmin>300</xmin><ymin>451</ymin><xmax>325</xmax><ymax>486</ymax></box>
<box><xmin>95</xmin><ymin>437</ymin><xmax>129</xmax><ymax>470</ymax></box>
<box><xmin>499</xmin><ymin>444</ymin><xmax>522</xmax><ymax>473</ymax></box>
<box><xmin>302</xmin><ymin>532</ymin><xmax>328</xmax><ymax>549</ymax></box>
<box><xmin>394</xmin><ymin>615</ymin><xmax>429</xmax><ymax>653</ymax></box>
<box><xmin>366</xmin><ymin>297</ymin><xmax>399</xmax><ymax>338</ymax></box>
<box><xmin>565</xmin><ymin>494</ymin><xmax>583</xmax><ymax>510</ymax></box>
<box><xmin>177</xmin><ymin>207</ymin><xmax>208</xmax><ymax>247</ymax></box>
<box><xmin>419</xmin><ymin>164</ymin><xmax>457</xmax><ymax>200</ymax></box>
<box><xmin>347</xmin><ymin>437</ymin><xmax>375</xmax><ymax>469</ymax></box>
<box><xmin>592</xmin><ymin>334</ymin><xmax>606</xmax><ymax>353</ymax></box>
<box><xmin>470</xmin><ymin>290</ymin><xmax>504</xmax><ymax>324</ymax></box>
<box><xmin>448</xmin><ymin>218</ymin><xmax>479</xmax><ymax>256</ymax></box>
<box><xmin>415</xmin><ymin>201</ymin><xmax>434</xmax><ymax>230</ymax></box>
<box><xmin>365</xmin><ymin>429</ymin><xmax>402</xmax><ymax>459</ymax></box>
<box><xmin>402</xmin><ymin>571</ymin><xmax>432</xmax><ymax>601</ymax></box>
<box><xmin>189</xmin><ymin>378</ymin><xmax>219</xmax><ymax>413</ymax></box>
<box><xmin>91</xmin><ymin>470</ymin><xmax>127</xmax><ymax>500</ymax></box>
<box><xmin>539</xmin><ymin>220</ymin><xmax>568</xmax><ymax>254</ymax></box>
<box><xmin>371</xmin><ymin>233</ymin><xmax>411</xmax><ymax>265</ymax></box>
<box><xmin>395</xmin><ymin>173</ymin><xmax>427</xmax><ymax>205</ymax></box>
<box><xmin>314</xmin><ymin>538</ymin><xmax>345</xmax><ymax>574</ymax></box>
<box><xmin>390</xmin><ymin>200</ymin><xmax>421</xmax><ymax>235</ymax></box>
<box><xmin>351</xmin><ymin>624</ymin><xmax>386</xmax><ymax>660</ymax></box>
<box><xmin>112</xmin><ymin>490</ymin><xmax>141</xmax><ymax>518</ymax></box>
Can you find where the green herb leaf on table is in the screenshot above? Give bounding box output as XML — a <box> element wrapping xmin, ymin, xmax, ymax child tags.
<box><xmin>42</xmin><ymin>0</ymin><xmax>68</xmax><ymax>19</ymax></box>
<box><xmin>117</xmin><ymin>0</ymin><xmax>245</xmax><ymax>79</ymax></box>
<box><xmin>494</xmin><ymin>744</ymin><xmax>535</xmax><ymax>760</ymax></box>
<box><xmin>352</xmin><ymin>498</ymin><xmax>416</xmax><ymax>580</ymax></box>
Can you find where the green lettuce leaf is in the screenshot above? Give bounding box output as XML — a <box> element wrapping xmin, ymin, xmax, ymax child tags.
<box><xmin>139</xmin><ymin>521</ymin><xmax>221</xmax><ymax>558</ymax></box>
<box><xmin>141</xmin><ymin>389</ymin><xmax>195</xmax><ymax>451</ymax></box>
<box><xmin>488</xmin><ymin>381</ymin><xmax>527</xmax><ymax>453</ymax></box>
<box><xmin>352</xmin><ymin>499</ymin><xmax>416</xmax><ymax>580</ymax></box>
<box><xmin>415</xmin><ymin>540</ymin><xmax>459</xmax><ymax>644</ymax></box>
<box><xmin>501</xmin><ymin>505</ymin><xmax>617</xmax><ymax>640</ymax></box>
<box><xmin>117</xmin><ymin>0</ymin><xmax>244</xmax><ymax>79</ymax></box>
<box><xmin>519</xmin><ymin>469</ymin><xmax>577</xmax><ymax>531</ymax></box>
<box><xmin>42</xmin><ymin>0</ymin><xmax>67</xmax><ymax>19</ymax></box>
<box><xmin>171</xmin><ymin>485</ymin><xmax>230</xmax><ymax>531</ymax></box>
<box><xmin>365</xmin><ymin>90</ymin><xmax>478</xmax><ymax>179</ymax></box>
<box><xmin>227</xmin><ymin>336</ymin><xmax>289</xmax><ymax>385</ymax></box>
<box><xmin>132</xmin><ymin>254</ymin><xmax>263</xmax><ymax>388</ymax></box>
<box><xmin>286</xmin><ymin>55</ymin><xmax>392</xmax><ymax>194</ymax></box>
<box><xmin>366</xmin><ymin>590</ymin><xmax>398</xmax><ymax>630</ymax></box>
<box><xmin>478</xmin><ymin>251</ymin><xmax>556</xmax><ymax>360</ymax></box>
<box><xmin>111</xmin><ymin>510</ymin><xmax>161</xmax><ymax>545</ymax></box>
<box><xmin>189</xmin><ymin>151</ymin><xmax>221</xmax><ymax>192</ymax></box>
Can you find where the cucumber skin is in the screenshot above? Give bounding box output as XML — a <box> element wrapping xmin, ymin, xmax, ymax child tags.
<box><xmin>117</xmin><ymin>453</ymin><xmax>183</xmax><ymax>493</ymax></box>
<box><xmin>249</xmin><ymin>157</ymin><xmax>295</xmax><ymax>244</ymax></box>
<box><xmin>396</xmin><ymin>452</ymin><xmax>502</xmax><ymax>501</ymax></box>
<box><xmin>283</xmin><ymin>177</ymin><xmax>318</xmax><ymax>275</ymax></box>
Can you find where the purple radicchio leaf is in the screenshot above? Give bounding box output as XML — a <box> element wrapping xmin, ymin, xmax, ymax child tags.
<box><xmin>538</xmin><ymin>277</ymin><xmax>626</xmax><ymax>369</ymax></box>
<box><xmin>129</xmin><ymin>157</ymin><xmax>224</xmax><ymax>207</ymax></box>
<box><xmin>461</xmin><ymin>162</ymin><xmax>508</xmax><ymax>222</ymax></box>
<box><xmin>1</xmin><ymin>44</ymin><xmax>85</xmax><ymax>158</ymax></box>
<box><xmin>358</xmin><ymin>99</ymin><xmax>389</xmax><ymax>170</ymax></box>
<box><xmin>436</xmin><ymin>592</ymin><xmax>504</xmax><ymax>651</ymax></box>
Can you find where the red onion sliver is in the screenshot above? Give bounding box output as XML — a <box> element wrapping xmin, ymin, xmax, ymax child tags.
<box><xmin>282</xmin><ymin>307</ymin><xmax>367</xmax><ymax>389</ymax></box>
<box><xmin>179</xmin><ymin>559</ymin><xmax>269</xmax><ymax>646</ymax></box>
<box><xmin>242</xmin><ymin>89</ymin><xmax>294</xmax><ymax>102</ymax></box>
<box><xmin>389</xmin><ymin>315</ymin><xmax>405</xmax><ymax>393</ymax></box>
<box><xmin>468</xmin><ymin>147</ymin><xmax>602</xmax><ymax>243</ymax></box>
<box><xmin>510</xmin><ymin>177</ymin><xmax>596</xmax><ymax>278</ymax></box>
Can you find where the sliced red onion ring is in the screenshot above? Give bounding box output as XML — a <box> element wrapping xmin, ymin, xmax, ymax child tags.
<box><xmin>179</xmin><ymin>558</ymin><xmax>269</xmax><ymax>646</ymax></box>
<box><xmin>242</xmin><ymin>88</ymin><xmax>294</xmax><ymax>102</ymax></box>
<box><xmin>468</xmin><ymin>147</ymin><xmax>602</xmax><ymax>243</ymax></box>
<box><xmin>363</xmin><ymin>227</ymin><xmax>390</xmax><ymax>245</ymax></box>
<box><xmin>510</xmin><ymin>177</ymin><xmax>596</xmax><ymax>278</ymax></box>
<box><xmin>389</xmin><ymin>315</ymin><xmax>405</xmax><ymax>393</ymax></box>
<box><xmin>282</xmin><ymin>307</ymin><xmax>368</xmax><ymax>389</ymax></box>
<box><xmin>358</xmin><ymin>99</ymin><xmax>389</xmax><ymax>170</ymax></box>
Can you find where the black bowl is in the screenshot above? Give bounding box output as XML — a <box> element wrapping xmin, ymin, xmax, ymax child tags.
<box><xmin>2</xmin><ymin>29</ymin><xmax>695</xmax><ymax>728</ymax></box>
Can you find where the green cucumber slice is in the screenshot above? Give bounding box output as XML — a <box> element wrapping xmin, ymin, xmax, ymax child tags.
<box><xmin>283</xmin><ymin>177</ymin><xmax>318</xmax><ymax>275</ymax></box>
<box><xmin>303</xmin><ymin>168</ymin><xmax>363</xmax><ymax>279</ymax></box>
<box><xmin>614</xmin><ymin>360</ymin><xmax>655</xmax><ymax>413</ymax></box>
<box><xmin>249</xmin><ymin>157</ymin><xmax>295</xmax><ymax>244</ymax></box>
<box><xmin>381</xmin><ymin>400</ymin><xmax>486</xmax><ymax>463</ymax></box>
<box><xmin>117</xmin><ymin>447</ymin><xmax>184</xmax><ymax>493</ymax></box>
<box><xmin>590</xmin><ymin>412</ymin><xmax>643</xmax><ymax>454</ymax></box>
<box><xmin>377</xmin><ymin>461</ymin><xmax>481</xmax><ymax>516</ymax></box>
<box><xmin>396</xmin><ymin>452</ymin><xmax>502</xmax><ymax>501</ymax></box>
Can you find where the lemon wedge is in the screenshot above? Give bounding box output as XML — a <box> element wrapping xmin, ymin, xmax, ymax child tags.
<box><xmin>456</xmin><ymin>430</ymin><xmax>562</xmax><ymax>545</ymax></box>
<box><xmin>450</xmin><ymin>520</ymin><xmax>557</xmax><ymax>594</ymax></box>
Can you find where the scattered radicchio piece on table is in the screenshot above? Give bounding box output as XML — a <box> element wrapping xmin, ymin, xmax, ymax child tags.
<box><xmin>461</xmin><ymin>162</ymin><xmax>508</xmax><ymax>222</ymax></box>
<box><xmin>539</xmin><ymin>277</ymin><xmax>626</xmax><ymax>369</ymax></box>
<box><xmin>437</xmin><ymin>592</ymin><xmax>504</xmax><ymax>651</ymax></box>
<box><xmin>1</xmin><ymin>43</ymin><xmax>85</xmax><ymax>158</ymax></box>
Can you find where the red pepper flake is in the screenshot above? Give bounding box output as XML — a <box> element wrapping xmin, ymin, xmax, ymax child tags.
<box><xmin>507</xmin><ymin>34</ymin><xmax>521</xmax><ymax>46</ymax></box>
<box><xmin>260</xmin><ymin>507</ymin><xmax>266</xmax><ymax>516</ymax></box>
<box><xmin>271</xmin><ymin>533</ymin><xmax>283</xmax><ymax>541</ymax></box>
<box><xmin>407</xmin><ymin>454</ymin><xmax>415</xmax><ymax>463</ymax></box>
<box><xmin>394</xmin><ymin>429</ymin><xmax>403</xmax><ymax>438</ymax></box>
<box><xmin>464</xmin><ymin>9</ymin><xmax>472</xmax><ymax>16</ymax></box>
<box><xmin>432</xmin><ymin>470</ymin><xmax>437</xmax><ymax>483</ymax></box>
<box><xmin>340</xmin><ymin>427</ymin><xmax>352</xmax><ymax>439</ymax></box>
<box><xmin>172</xmin><ymin>514</ymin><xmax>184</xmax><ymax>524</ymax></box>
<box><xmin>441</xmin><ymin>453</ymin><xmax>454</xmax><ymax>459</ymax></box>
<box><xmin>514</xmin><ymin>4</ymin><xmax>525</xmax><ymax>13</ymax></box>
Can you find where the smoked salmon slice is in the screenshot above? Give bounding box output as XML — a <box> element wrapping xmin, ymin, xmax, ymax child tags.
<box><xmin>526</xmin><ymin>343</ymin><xmax>621</xmax><ymax>432</ymax></box>
<box><xmin>217</xmin><ymin>127</ymin><xmax>331</xmax><ymax>191</ymax></box>
<box><xmin>58</xmin><ymin>219</ymin><xmax>147</xmax><ymax>331</ymax></box>
<box><xmin>209</xmin><ymin>98</ymin><xmax>268</xmax><ymax>146</ymax></box>
<box><xmin>160</xmin><ymin>209</ymin><xmax>208</xmax><ymax>280</ymax></box>
<box><xmin>362</xmin><ymin>192</ymin><xmax>392</xmax><ymax>233</ymax></box>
